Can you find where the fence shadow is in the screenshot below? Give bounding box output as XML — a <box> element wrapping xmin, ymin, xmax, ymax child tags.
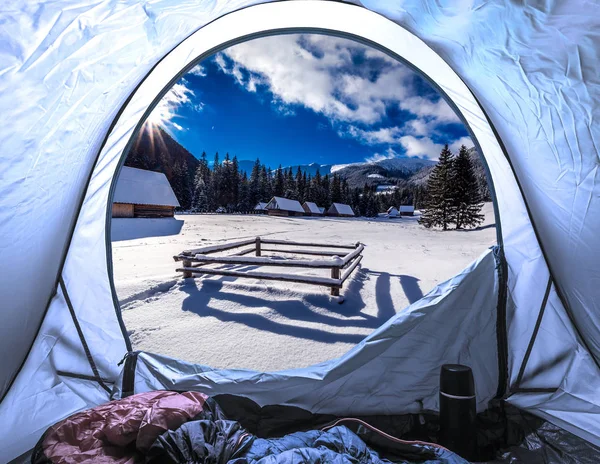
<box><xmin>178</xmin><ymin>265</ymin><xmax>406</xmax><ymax>344</ymax></box>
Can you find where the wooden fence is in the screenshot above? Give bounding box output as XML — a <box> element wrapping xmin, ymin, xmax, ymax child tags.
<box><xmin>174</xmin><ymin>237</ymin><xmax>364</xmax><ymax>296</ymax></box>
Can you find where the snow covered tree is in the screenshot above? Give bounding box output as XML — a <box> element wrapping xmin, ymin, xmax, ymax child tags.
<box><xmin>192</xmin><ymin>152</ymin><xmax>211</xmax><ymax>212</ymax></box>
<box><xmin>452</xmin><ymin>145</ymin><xmax>484</xmax><ymax>229</ymax></box>
<box><xmin>419</xmin><ymin>145</ymin><xmax>456</xmax><ymax>230</ymax></box>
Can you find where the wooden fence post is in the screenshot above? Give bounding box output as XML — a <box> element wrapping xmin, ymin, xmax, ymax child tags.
<box><xmin>256</xmin><ymin>237</ymin><xmax>261</xmax><ymax>257</ymax></box>
<box><xmin>331</xmin><ymin>267</ymin><xmax>340</xmax><ymax>296</ymax></box>
<box><xmin>182</xmin><ymin>259</ymin><xmax>192</xmax><ymax>278</ymax></box>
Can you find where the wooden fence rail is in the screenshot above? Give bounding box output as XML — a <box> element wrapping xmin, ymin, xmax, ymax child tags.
<box><xmin>174</xmin><ymin>236</ymin><xmax>364</xmax><ymax>297</ymax></box>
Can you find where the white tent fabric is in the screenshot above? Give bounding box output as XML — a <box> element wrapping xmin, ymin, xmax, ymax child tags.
<box><xmin>0</xmin><ymin>0</ymin><xmax>598</xmax><ymax>460</ymax></box>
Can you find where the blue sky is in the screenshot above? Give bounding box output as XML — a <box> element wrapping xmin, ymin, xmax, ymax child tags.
<box><xmin>148</xmin><ymin>33</ymin><xmax>471</xmax><ymax>166</ymax></box>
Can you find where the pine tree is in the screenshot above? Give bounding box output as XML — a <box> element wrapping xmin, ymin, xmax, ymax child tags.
<box><xmin>419</xmin><ymin>145</ymin><xmax>455</xmax><ymax>230</ymax></box>
<box><xmin>238</xmin><ymin>172</ymin><xmax>252</xmax><ymax>212</ymax></box>
<box><xmin>452</xmin><ymin>145</ymin><xmax>484</xmax><ymax>229</ymax></box>
<box><xmin>274</xmin><ymin>165</ymin><xmax>285</xmax><ymax>197</ymax></box>
<box><xmin>295</xmin><ymin>167</ymin><xmax>305</xmax><ymax>202</ymax></box>
<box><xmin>249</xmin><ymin>158</ymin><xmax>261</xmax><ymax>207</ymax></box>
<box><xmin>231</xmin><ymin>155</ymin><xmax>240</xmax><ymax>209</ymax></box>
<box><xmin>330</xmin><ymin>173</ymin><xmax>342</xmax><ymax>203</ymax></box>
<box><xmin>284</xmin><ymin>167</ymin><xmax>295</xmax><ymax>199</ymax></box>
<box><xmin>192</xmin><ymin>152</ymin><xmax>211</xmax><ymax>212</ymax></box>
<box><xmin>211</xmin><ymin>152</ymin><xmax>222</xmax><ymax>210</ymax></box>
<box><xmin>259</xmin><ymin>165</ymin><xmax>271</xmax><ymax>201</ymax></box>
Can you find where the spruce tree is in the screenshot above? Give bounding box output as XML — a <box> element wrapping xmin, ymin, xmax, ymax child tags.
<box><xmin>419</xmin><ymin>145</ymin><xmax>455</xmax><ymax>230</ymax></box>
<box><xmin>452</xmin><ymin>145</ymin><xmax>484</xmax><ymax>229</ymax></box>
<box><xmin>249</xmin><ymin>158</ymin><xmax>261</xmax><ymax>207</ymax></box>
<box><xmin>274</xmin><ymin>165</ymin><xmax>285</xmax><ymax>197</ymax></box>
<box><xmin>231</xmin><ymin>155</ymin><xmax>240</xmax><ymax>209</ymax></box>
<box><xmin>295</xmin><ymin>167</ymin><xmax>305</xmax><ymax>202</ymax></box>
<box><xmin>259</xmin><ymin>165</ymin><xmax>271</xmax><ymax>201</ymax></box>
<box><xmin>331</xmin><ymin>173</ymin><xmax>342</xmax><ymax>203</ymax></box>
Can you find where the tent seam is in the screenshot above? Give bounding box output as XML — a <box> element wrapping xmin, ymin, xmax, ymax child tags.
<box><xmin>59</xmin><ymin>277</ymin><xmax>112</xmax><ymax>395</ymax></box>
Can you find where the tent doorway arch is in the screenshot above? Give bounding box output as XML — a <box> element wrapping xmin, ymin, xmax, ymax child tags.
<box><xmin>1</xmin><ymin>1</ymin><xmax>596</xmax><ymax>460</ymax></box>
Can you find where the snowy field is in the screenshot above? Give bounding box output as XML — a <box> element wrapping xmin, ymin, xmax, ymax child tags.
<box><xmin>112</xmin><ymin>203</ymin><xmax>496</xmax><ymax>372</ymax></box>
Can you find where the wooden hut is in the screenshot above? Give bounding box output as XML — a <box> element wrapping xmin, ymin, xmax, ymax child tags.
<box><xmin>254</xmin><ymin>202</ymin><xmax>268</xmax><ymax>214</ymax></box>
<box><xmin>302</xmin><ymin>201</ymin><xmax>323</xmax><ymax>216</ymax></box>
<box><xmin>112</xmin><ymin>166</ymin><xmax>179</xmax><ymax>218</ymax></box>
<box><xmin>265</xmin><ymin>196</ymin><xmax>305</xmax><ymax>217</ymax></box>
<box><xmin>399</xmin><ymin>205</ymin><xmax>415</xmax><ymax>216</ymax></box>
<box><xmin>327</xmin><ymin>203</ymin><xmax>355</xmax><ymax>217</ymax></box>
<box><xmin>387</xmin><ymin>206</ymin><xmax>400</xmax><ymax>218</ymax></box>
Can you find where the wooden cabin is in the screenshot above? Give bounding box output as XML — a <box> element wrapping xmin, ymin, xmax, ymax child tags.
<box><xmin>387</xmin><ymin>206</ymin><xmax>400</xmax><ymax>218</ymax></box>
<box><xmin>399</xmin><ymin>205</ymin><xmax>415</xmax><ymax>216</ymax></box>
<box><xmin>327</xmin><ymin>203</ymin><xmax>355</xmax><ymax>217</ymax></box>
<box><xmin>265</xmin><ymin>196</ymin><xmax>305</xmax><ymax>217</ymax></box>
<box><xmin>254</xmin><ymin>202</ymin><xmax>268</xmax><ymax>214</ymax></box>
<box><xmin>112</xmin><ymin>166</ymin><xmax>180</xmax><ymax>218</ymax></box>
<box><xmin>302</xmin><ymin>201</ymin><xmax>323</xmax><ymax>216</ymax></box>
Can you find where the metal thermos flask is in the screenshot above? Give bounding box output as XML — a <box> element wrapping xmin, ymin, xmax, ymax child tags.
<box><xmin>439</xmin><ymin>364</ymin><xmax>476</xmax><ymax>460</ymax></box>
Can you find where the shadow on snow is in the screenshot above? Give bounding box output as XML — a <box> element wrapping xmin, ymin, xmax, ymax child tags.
<box><xmin>178</xmin><ymin>265</ymin><xmax>424</xmax><ymax>344</ymax></box>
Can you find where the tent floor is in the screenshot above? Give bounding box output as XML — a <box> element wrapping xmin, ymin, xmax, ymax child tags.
<box><xmin>10</xmin><ymin>395</ymin><xmax>600</xmax><ymax>463</ymax></box>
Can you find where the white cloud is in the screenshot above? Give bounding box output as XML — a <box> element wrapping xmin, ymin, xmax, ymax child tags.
<box><xmin>398</xmin><ymin>135</ymin><xmax>473</xmax><ymax>160</ymax></box>
<box><xmin>148</xmin><ymin>79</ymin><xmax>206</xmax><ymax>128</ymax></box>
<box><xmin>148</xmin><ymin>82</ymin><xmax>194</xmax><ymax>125</ymax></box>
<box><xmin>215</xmin><ymin>34</ymin><xmax>467</xmax><ymax>158</ymax></box>
<box><xmin>401</xmin><ymin>96</ymin><xmax>459</xmax><ymax>123</ymax></box>
<box><xmin>365</xmin><ymin>147</ymin><xmax>399</xmax><ymax>163</ymax></box>
<box><xmin>450</xmin><ymin>136</ymin><xmax>473</xmax><ymax>152</ymax></box>
<box><xmin>216</xmin><ymin>34</ymin><xmax>413</xmax><ymax>125</ymax></box>
<box><xmin>188</xmin><ymin>64</ymin><xmax>207</xmax><ymax>77</ymax></box>
<box><xmin>339</xmin><ymin>126</ymin><xmax>403</xmax><ymax>145</ymax></box>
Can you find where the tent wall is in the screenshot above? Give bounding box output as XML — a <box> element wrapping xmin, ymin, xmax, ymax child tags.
<box><xmin>362</xmin><ymin>0</ymin><xmax>600</xmax><ymax>368</ymax></box>
<box><xmin>0</xmin><ymin>0</ymin><xmax>598</xmax><ymax>460</ymax></box>
<box><xmin>114</xmin><ymin>249</ymin><xmax>500</xmax><ymax>415</ymax></box>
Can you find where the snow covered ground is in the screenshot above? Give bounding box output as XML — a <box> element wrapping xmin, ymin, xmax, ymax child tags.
<box><xmin>112</xmin><ymin>203</ymin><xmax>496</xmax><ymax>372</ymax></box>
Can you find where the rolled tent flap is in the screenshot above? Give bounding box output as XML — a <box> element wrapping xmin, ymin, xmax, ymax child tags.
<box><xmin>114</xmin><ymin>249</ymin><xmax>500</xmax><ymax>416</ymax></box>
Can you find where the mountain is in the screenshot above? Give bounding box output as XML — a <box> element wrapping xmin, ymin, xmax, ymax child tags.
<box><xmin>285</xmin><ymin>163</ymin><xmax>334</xmax><ymax>176</ymax></box>
<box><xmin>333</xmin><ymin>157</ymin><xmax>436</xmax><ymax>189</ymax></box>
<box><xmin>407</xmin><ymin>147</ymin><xmax>491</xmax><ymax>201</ymax></box>
<box><xmin>124</xmin><ymin>125</ymin><xmax>199</xmax><ymax>209</ymax></box>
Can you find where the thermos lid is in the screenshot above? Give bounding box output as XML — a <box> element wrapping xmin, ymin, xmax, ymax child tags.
<box><xmin>440</xmin><ymin>364</ymin><xmax>475</xmax><ymax>397</ymax></box>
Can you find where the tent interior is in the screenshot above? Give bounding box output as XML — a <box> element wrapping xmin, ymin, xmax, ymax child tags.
<box><xmin>1</xmin><ymin>1</ymin><xmax>599</xmax><ymax>462</ymax></box>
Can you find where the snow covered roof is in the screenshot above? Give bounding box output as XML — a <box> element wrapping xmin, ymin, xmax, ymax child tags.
<box><xmin>266</xmin><ymin>196</ymin><xmax>304</xmax><ymax>213</ymax></box>
<box><xmin>113</xmin><ymin>166</ymin><xmax>180</xmax><ymax>207</ymax></box>
<box><xmin>387</xmin><ymin>206</ymin><xmax>399</xmax><ymax>214</ymax></box>
<box><xmin>399</xmin><ymin>205</ymin><xmax>415</xmax><ymax>213</ymax></box>
<box><xmin>302</xmin><ymin>201</ymin><xmax>322</xmax><ymax>214</ymax></box>
<box><xmin>254</xmin><ymin>202</ymin><xmax>268</xmax><ymax>210</ymax></box>
<box><xmin>376</xmin><ymin>185</ymin><xmax>397</xmax><ymax>192</ymax></box>
<box><xmin>329</xmin><ymin>203</ymin><xmax>355</xmax><ymax>216</ymax></box>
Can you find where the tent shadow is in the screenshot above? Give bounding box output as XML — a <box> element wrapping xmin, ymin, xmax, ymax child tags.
<box><xmin>111</xmin><ymin>217</ymin><xmax>184</xmax><ymax>241</ymax></box>
<box><xmin>362</xmin><ymin>268</ymin><xmax>425</xmax><ymax>306</ymax></box>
